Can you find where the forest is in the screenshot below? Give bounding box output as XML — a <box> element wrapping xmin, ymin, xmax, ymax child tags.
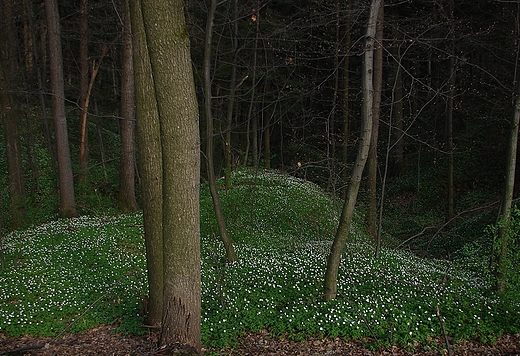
<box><xmin>1</xmin><ymin>0</ymin><xmax>520</xmax><ymax>355</ymax></box>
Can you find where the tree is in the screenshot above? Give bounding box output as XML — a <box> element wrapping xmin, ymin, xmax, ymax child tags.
<box><xmin>391</xmin><ymin>31</ymin><xmax>405</xmax><ymax>176</ymax></box>
<box><xmin>365</xmin><ymin>1</ymin><xmax>384</xmax><ymax>248</ymax></box>
<box><xmin>0</xmin><ymin>0</ymin><xmax>26</xmax><ymax>228</ymax></box>
<box><xmin>45</xmin><ymin>0</ymin><xmax>77</xmax><ymax>218</ymax></box>
<box><xmin>224</xmin><ymin>0</ymin><xmax>239</xmax><ymax>189</ymax></box>
<box><xmin>439</xmin><ymin>0</ymin><xmax>457</xmax><ymax>226</ymax></box>
<box><xmin>494</xmin><ymin>92</ymin><xmax>520</xmax><ymax>293</ymax></box>
<box><xmin>118</xmin><ymin>0</ymin><xmax>138</xmax><ymax>213</ymax></box>
<box><xmin>134</xmin><ymin>0</ymin><xmax>201</xmax><ymax>352</ymax></box>
<box><xmin>243</xmin><ymin>5</ymin><xmax>260</xmax><ymax>168</ymax></box>
<box><xmin>494</xmin><ymin>3</ymin><xmax>520</xmax><ymax>291</ymax></box>
<box><xmin>128</xmin><ymin>0</ymin><xmax>163</xmax><ymax>327</ymax></box>
<box><xmin>340</xmin><ymin>2</ymin><xmax>352</xmax><ymax>201</ymax></box>
<box><xmin>78</xmin><ymin>0</ymin><xmax>89</xmax><ymax>185</ymax></box>
<box><xmin>203</xmin><ymin>0</ymin><xmax>237</xmax><ymax>263</ymax></box>
<box><xmin>323</xmin><ymin>0</ymin><xmax>382</xmax><ymax>301</ymax></box>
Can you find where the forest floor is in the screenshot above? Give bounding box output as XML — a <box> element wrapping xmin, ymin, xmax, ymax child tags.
<box><xmin>1</xmin><ymin>326</ymin><xmax>519</xmax><ymax>356</ymax></box>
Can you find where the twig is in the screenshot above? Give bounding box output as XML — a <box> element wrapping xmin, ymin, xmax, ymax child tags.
<box><xmin>436</xmin><ymin>304</ymin><xmax>452</xmax><ymax>356</ymax></box>
<box><xmin>1</xmin><ymin>343</ymin><xmax>47</xmax><ymax>355</ymax></box>
<box><xmin>395</xmin><ymin>226</ymin><xmax>436</xmax><ymax>249</ymax></box>
<box><xmin>396</xmin><ymin>200</ymin><xmax>500</xmax><ymax>250</ymax></box>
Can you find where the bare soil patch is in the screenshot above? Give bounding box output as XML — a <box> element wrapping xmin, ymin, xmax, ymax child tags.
<box><xmin>1</xmin><ymin>327</ymin><xmax>519</xmax><ymax>355</ymax></box>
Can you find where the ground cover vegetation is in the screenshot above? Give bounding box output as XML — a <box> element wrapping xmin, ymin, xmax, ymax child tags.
<box><xmin>1</xmin><ymin>170</ymin><xmax>519</xmax><ymax>352</ymax></box>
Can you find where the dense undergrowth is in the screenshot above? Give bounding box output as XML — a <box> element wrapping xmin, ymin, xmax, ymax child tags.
<box><xmin>1</xmin><ymin>169</ymin><xmax>519</xmax><ymax>350</ymax></box>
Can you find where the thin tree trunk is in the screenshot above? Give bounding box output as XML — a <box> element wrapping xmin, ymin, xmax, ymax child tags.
<box><xmin>26</xmin><ymin>0</ymin><xmax>56</xmax><ymax>190</ymax></box>
<box><xmin>78</xmin><ymin>0</ymin><xmax>89</xmax><ymax>185</ymax></box>
<box><xmin>495</xmin><ymin>92</ymin><xmax>520</xmax><ymax>293</ymax></box>
<box><xmin>323</xmin><ymin>0</ymin><xmax>381</xmax><ymax>301</ymax></box>
<box><xmin>327</xmin><ymin>0</ymin><xmax>341</xmax><ymax>193</ymax></box>
<box><xmin>119</xmin><ymin>0</ymin><xmax>138</xmax><ymax>213</ymax></box>
<box><xmin>393</xmin><ymin>42</ymin><xmax>405</xmax><ymax>176</ymax></box>
<box><xmin>341</xmin><ymin>4</ymin><xmax>351</xmax><ymax>201</ymax></box>
<box><xmin>446</xmin><ymin>58</ymin><xmax>456</xmax><ymax>224</ymax></box>
<box><xmin>366</xmin><ymin>2</ymin><xmax>384</xmax><ymax>247</ymax></box>
<box><xmin>224</xmin><ymin>0</ymin><xmax>238</xmax><ymax>189</ymax></box>
<box><xmin>204</xmin><ymin>0</ymin><xmax>237</xmax><ymax>263</ymax></box>
<box><xmin>243</xmin><ymin>6</ymin><xmax>260</xmax><ymax>168</ymax></box>
<box><xmin>129</xmin><ymin>0</ymin><xmax>163</xmax><ymax>327</ymax></box>
<box><xmin>445</xmin><ymin>0</ymin><xmax>456</xmax><ymax>226</ymax></box>
<box><xmin>45</xmin><ymin>0</ymin><xmax>77</xmax><ymax>218</ymax></box>
<box><xmin>264</xmin><ymin>123</ymin><xmax>271</xmax><ymax>169</ymax></box>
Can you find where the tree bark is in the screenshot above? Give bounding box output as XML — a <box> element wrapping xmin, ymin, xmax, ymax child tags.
<box><xmin>495</xmin><ymin>91</ymin><xmax>520</xmax><ymax>293</ymax></box>
<box><xmin>366</xmin><ymin>2</ymin><xmax>384</xmax><ymax>248</ymax></box>
<box><xmin>139</xmin><ymin>0</ymin><xmax>201</xmax><ymax>352</ymax></box>
<box><xmin>204</xmin><ymin>0</ymin><xmax>237</xmax><ymax>263</ymax></box>
<box><xmin>118</xmin><ymin>0</ymin><xmax>139</xmax><ymax>213</ymax></box>
<box><xmin>45</xmin><ymin>0</ymin><xmax>77</xmax><ymax>218</ymax></box>
<box><xmin>323</xmin><ymin>0</ymin><xmax>381</xmax><ymax>301</ymax></box>
<box><xmin>129</xmin><ymin>0</ymin><xmax>163</xmax><ymax>327</ymax></box>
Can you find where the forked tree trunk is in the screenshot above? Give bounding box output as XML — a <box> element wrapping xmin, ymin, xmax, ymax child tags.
<box><xmin>45</xmin><ymin>0</ymin><xmax>77</xmax><ymax>218</ymax></box>
<box><xmin>129</xmin><ymin>0</ymin><xmax>163</xmax><ymax>327</ymax></box>
<box><xmin>204</xmin><ymin>0</ymin><xmax>237</xmax><ymax>263</ymax></box>
<box><xmin>139</xmin><ymin>0</ymin><xmax>201</xmax><ymax>352</ymax></box>
<box><xmin>323</xmin><ymin>0</ymin><xmax>381</xmax><ymax>301</ymax></box>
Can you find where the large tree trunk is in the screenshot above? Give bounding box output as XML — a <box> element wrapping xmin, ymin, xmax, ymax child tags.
<box><xmin>45</xmin><ymin>0</ymin><xmax>77</xmax><ymax>218</ymax></box>
<box><xmin>139</xmin><ymin>0</ymin><xmax>201</xmax><ymax>352</ymax></box>
<box><xmin>366</xmin><ymin>2</ymin><xmax>384</xmax><ymax>247</ymax></box>
<box><xmin>323</xmin><ymin>0</ymin><xmax>381</xmax><ymax>302</ymax></box>
<box><xmin>118</xmin><ymin>0</ymin><xmax>139</xmax><ymax>213</ymax></box>
<box><xmin>0</xmin><ymin>0</ymin><xmax>26</xmax><ymax>229</ymax></box>
<box><xmin>129</xmin><ymin>0</ymin><xmax>163</xmax><ymax>327</ymax></box>
<box><xmin>204</xmin><ymin>0</ymin><xmax>237</xmax><ymax>263</ymax></box>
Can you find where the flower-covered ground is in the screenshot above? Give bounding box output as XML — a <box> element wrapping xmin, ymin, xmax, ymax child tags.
<box><xmin>1</xmin><ymin>169</ymin><xmax>519</xmax><ymax>354</ymax></box>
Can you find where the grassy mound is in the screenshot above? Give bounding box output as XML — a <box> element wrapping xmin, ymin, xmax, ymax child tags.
<box><xmin>1</xmin><ymin>169</ymin><xmax>519</xmax><ymax>349</ymax></box>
